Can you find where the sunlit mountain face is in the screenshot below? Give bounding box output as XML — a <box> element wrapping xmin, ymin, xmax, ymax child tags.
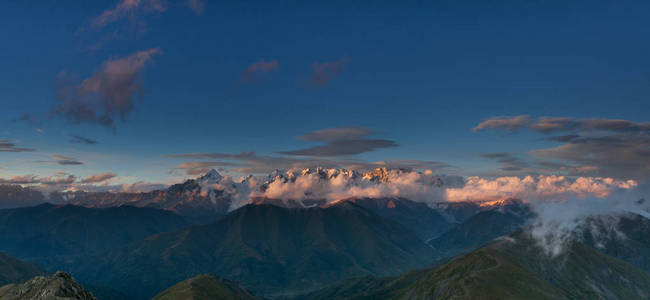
<box><xmin>1</xmin><ymin>1</ymin><xmax>650</xmax><ymax>299</ymax></box>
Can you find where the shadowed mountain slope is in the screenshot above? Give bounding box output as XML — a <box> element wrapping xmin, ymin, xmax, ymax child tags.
<box><xmin>0</xmin><ymin>203</ymin><xmax>189</xmax><ymax>267</ymax></box>
<box><xmin>0</xmin><ymin>251</ymin><xmax>46</xmax><ymax>286</ymax></box>
<box><xmin>73</xmin><ymin>203</ymin><xmax>437</xmax><ymax>299</ymax></box>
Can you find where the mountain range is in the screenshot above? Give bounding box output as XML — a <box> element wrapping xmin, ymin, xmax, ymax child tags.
<box><xmin>0</xmin><ymin>169</ymin><xmax>648</xmax><ymax>299</ymax></box>
<box><xmin>55</xmin><ymin>168</ymin><xmax>462</xmax><ymax>218</ymax></box>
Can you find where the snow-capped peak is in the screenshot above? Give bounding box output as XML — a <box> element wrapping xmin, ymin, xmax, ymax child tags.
<box><xmin>198</xmin><ymin>169</ymin><xmax>224</xmax><ymax>184</ymax></box>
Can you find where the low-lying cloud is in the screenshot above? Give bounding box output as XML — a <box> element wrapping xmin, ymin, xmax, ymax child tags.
<box><xmin>445</xmin><ymin>175</ymin><xmax>636</xmax><ymax>203</ymax></box>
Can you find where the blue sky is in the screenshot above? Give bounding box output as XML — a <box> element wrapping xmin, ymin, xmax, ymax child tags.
<box><xmin>1</xmin><ymin>0</ymin><xmax>650</xmax><ymax>189</ymax></box>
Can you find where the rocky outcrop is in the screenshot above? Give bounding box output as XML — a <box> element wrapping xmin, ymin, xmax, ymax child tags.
<box><xmin>0</xmin><ymin>271</ymin><xmax>97</xmax><ymax>300</ymax></box>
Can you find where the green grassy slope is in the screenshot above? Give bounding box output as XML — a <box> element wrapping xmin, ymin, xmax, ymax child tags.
<box><xmin>300</xmin><ymin>230</ymin><xmax>650</xmax><ymax>300</ymax></box>
<box><xmin>152</xmin><ymin>274</ymin><xmax>261</xmax><ymax>300</ymax></box>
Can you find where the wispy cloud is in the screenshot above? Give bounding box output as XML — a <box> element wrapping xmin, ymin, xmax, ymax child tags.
<box><xmin>297</xmin><ymin>127</ymin><xmax>372</xmax><ymax>142</ymax></box>
<box><xmin>54</xmin><ymin>48</ymin><xmax>161</xmax><ymax>129</ymax></box>
<box><xmin>310</xmin><ymin>56</ymin><xmax>349</xmax><ymax>86</ymax></box>
<box><xmin>480</xmin><ymin>152</ymin><xmax>529</xmax><ymax>171</ymax></box>
<box><xmin>473</xmin><ymin>115</ymin><xmax>531</xmax><ymax>132</ymax></box>
<box><xmin>52</xmin><ymin>155</ymin><xmax>84</xmax><ymax>165</ymax></box>
<box><xmin>185</xmin><ymin>0</ymin><xmax>205</xmax><ymax>15</ymax></box>
<box><xmin>90</xmin><ymin>0</ymin><xmax>167</xmax><ymax>30</ymax></box>
<box><xmin>280</xmin><ymin>126</ymin><xmax>397</xmax><ymax>157</ymax></box>
<box><xmin>70</xmin><ymin>135</ymin><xmax>99</xmax><ymax>145</ymax></box>
<box><xmin>172</xmin><ymin>161</ymin><xmax>240</xmax><ymax>175</ymax></box>
<box><xmin>165</xmin><ymin>152</ymin><xmax>256</xmax><ymax>159</ymax></box>
<box><xmin>241</xmin><ymin>59</ymin><xmax>279</xmax><ymax>82</ymax></box>
<box><xmin>474</xmin><ymin>116</ymin><xmax>650</xmax><ymax>180</ymax></box>
<box><xmin>81</xmin><ymin>172</ymin><xmax>117</xmax><ymax>183</ymax></box>
<box><xmin>0</xmin><ymin>140</ymin><xmax>35</xmax><ymax>152</ymax></box>
<box><xmin>474</xmin><ymin>116</ymin><xmax>650</xmax><ymax>134</ymax></box>
<box><xmin>280</xmin><ymin>139</ymin><xmax>398</xmax><ymax>157</ymax></box>
<box><xmin>0</xmin><ymin>174</ymin><xmax>77</xmax><ymax>186</ymax></box>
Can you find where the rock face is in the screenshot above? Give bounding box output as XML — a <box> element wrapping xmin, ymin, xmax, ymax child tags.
<box><xmin>0</xmin><ymin>271</ymin><xmax>97</xmax><ymax>300</ymax></box>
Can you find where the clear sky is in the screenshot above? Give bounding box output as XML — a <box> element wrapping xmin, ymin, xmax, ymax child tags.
<box><xmin>1</xmin><ymin>0</ymin><xmax>649</xmax><ymax>190</ymax></box>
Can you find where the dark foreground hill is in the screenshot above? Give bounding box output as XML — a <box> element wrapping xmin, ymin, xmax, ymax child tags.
<box><xmin>300</xmin><ymin>230</ymin><xmax>650</xmax><ymax>300</ymax></box>
<box><xmin>152</xmin><ymin>274</ymin><xmax>262</xmax><ymax>300</ymax></box>
<box><xmin>0</xmin><ymin>203</ymin><xmax>189</xmax><ymax>267</ymax></box>
<box><xmin>0</xmin><ymin>251</ymin><xmax>46</xmax><ymax>286</ymax></box>
<box><xmin>73</xmin><ymin>203</ymin><xmax>437</xmax><ymax>299</ymax></box>
<box><xmin>0</xmin><ymin>271</ymin><xmax>97</xmax><ymax>300</ymax></box>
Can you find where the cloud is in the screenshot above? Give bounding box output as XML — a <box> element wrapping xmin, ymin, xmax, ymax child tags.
<box><xmin>310</xmin><ymin>56</ymin><xmax>349</xmax><ymax>86</ymax></box>
<box><xmin>249</xmin><ymin>168</ymin><xmax>464</xmax><ymax>208</ymax></box>
<box><xmin>90</xmin><ymin>0</ymin><xmax>167</xmax><ymax>29</ymax></box>
<box><xmin>70</xmin><ymin>135</ymin><xmax>99</xmax><ymax>145</ymax></box>
<box><xmin>185</xmin><ymin>0</ymin><xmax>205</xmax><ymax>15</ymax></box>
<box><xmin>0</xmin><ymin>174</ymin><xmax>77</xmax><ymax>186</ymax></box>
<box><xmin>81</xmin><ymin>172</ymin><xmax>117</xmax><ymax>183</ymax></box>
<box><xmin>52</xmin><ymin>155</ymin><xmax>84</xmax><ymax>165</ymax></box>
<box><xmin>54</xmin><ymin>48</ymin><xmax>161</xmax><ymax>128</ymax></box>
<box><xmin>474</xmin><ymin>116</ymin><xmax>650</xmax><ymax>134</ymax></box>
<box><xmin>0</xmin><ymin>140</ymin><xmax>35</xmax><ymax>152</ymax></box>
<box><xmin>473</xmin><ymin>115</ymin><xmax>531</xmax><ymax>132</ymax></box>
<box><xmin>280</xmin><ymin>127</ymin><xmax>398</xmax><ymax>157</ymax></box>
<box><xmin>480</xmin><ymin>152</ymin><xmax>529</xmax><ymax>171</ymax></box>
<box><xmin>297</xmin><ymin>127</ymin><xmax>372</xmax><ymax>142</ymax></box>
<box><xmin>445</xmin><ymin>175</ymin><xmax>637</xmax><ymax>203</ymax></box>
<box><xmin>241</xmin><ymin>59</ymin><xmax>278</xmax><ymax>81</ymax></box>
<box><xmin>165</xmin><ymin>152</ymin><xmax>256</xmax><ymax>159</ymax></box>
<box><xmin>532</xmin><ymin>134</ymin><xmax>650</xmax><ymax>180</ymax></box>
<box><xmin>544</xmin><ymin>134</ymin><xmax>581</xmax><ymax>143</ymax></box>
<box><xmin>475</xmin><ymin>116</ymin><xmax>650</xmax><ymax>180</ymax></box>
<box><xmin>166</xmin><ymin>150</ymin><xmax>449</xmax><ymax>175</ymax></box>
<box><xmin>172</xmin><ymin>161</ymin><xmax>240</xmax><ymax>175</ymax></box>
<box><xmin>280</xmin><ymin>139</ymin><xmax>398</xmax><ymax>157</ymax></box>
<box><xmin>527</xmin><ymin>182</ymin><xmax>650</xmax><ymax>257</ymax></box>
